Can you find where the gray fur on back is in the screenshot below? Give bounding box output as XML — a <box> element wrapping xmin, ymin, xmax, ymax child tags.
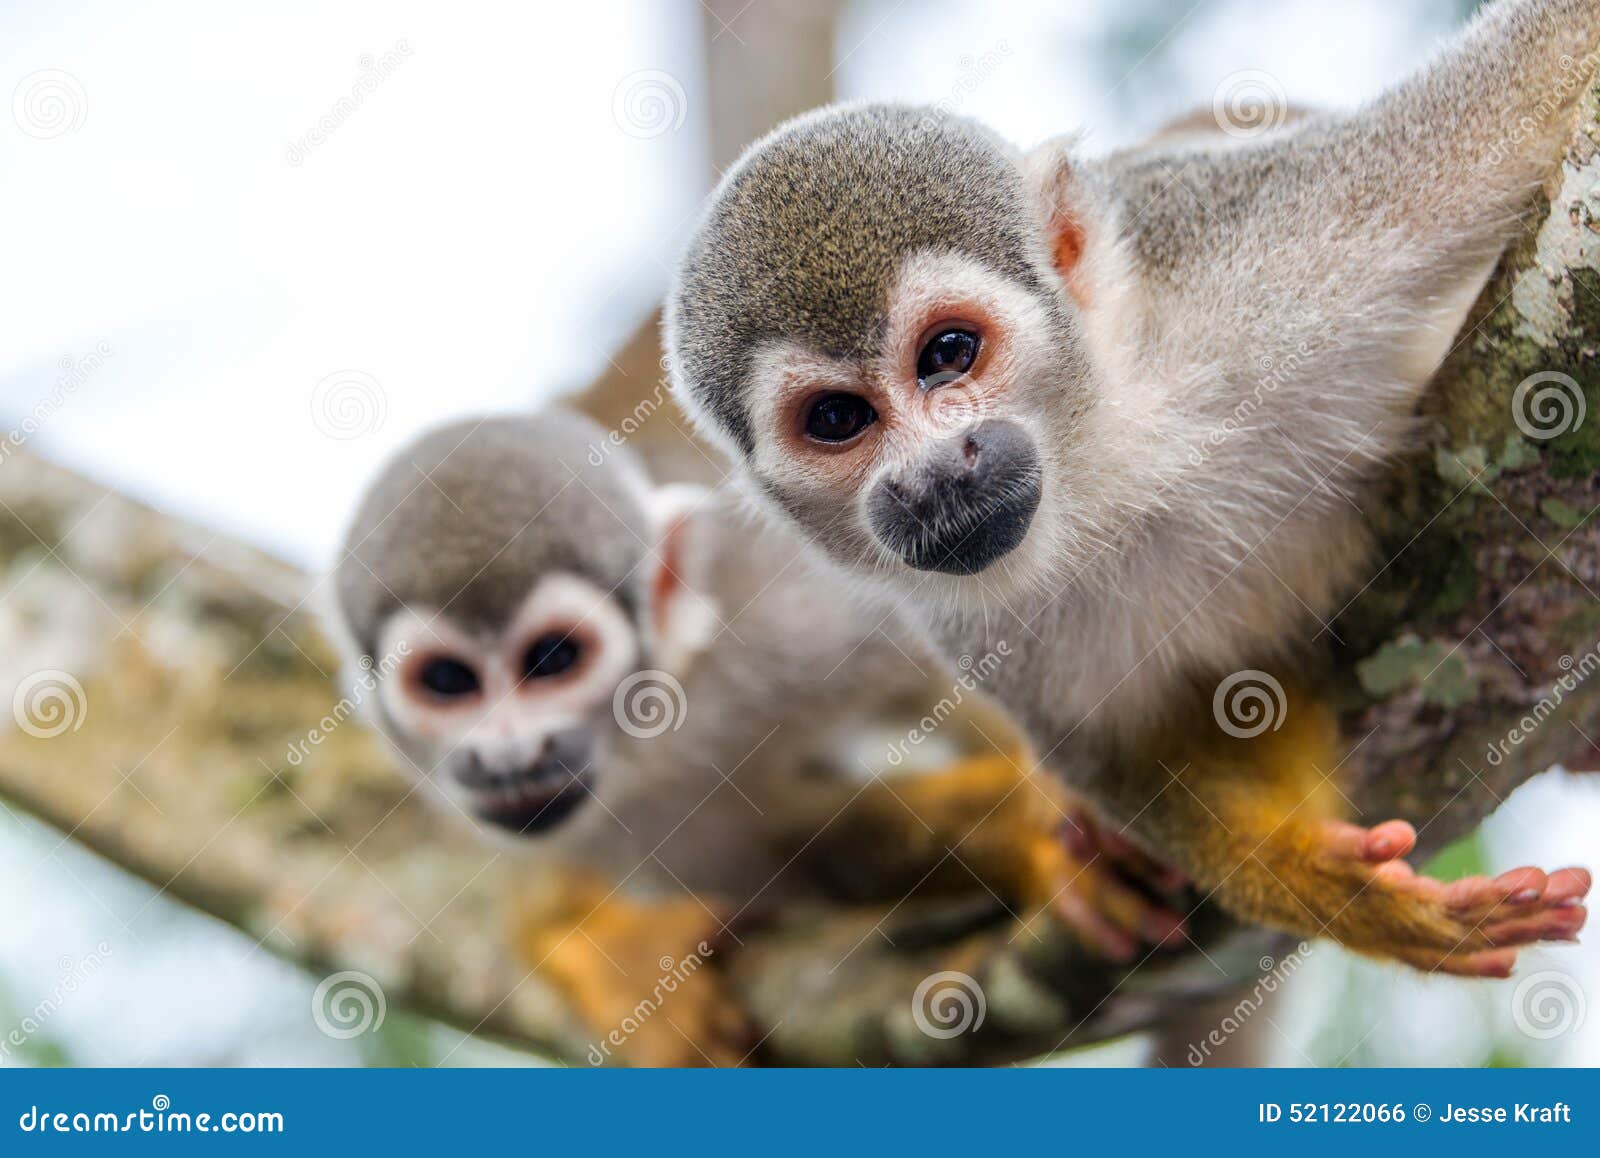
<box><xmin>668</xmin><ymin>102</ymin><xmax>1051</xmax><ymax>452</ymax></box>
<box><xmin>335</xmin><ymin>410</ymin><xmax>652</xmax><ymax>656</ymax></box>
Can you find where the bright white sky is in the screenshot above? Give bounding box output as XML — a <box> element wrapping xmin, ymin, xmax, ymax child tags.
<box><xmin>0</xmin><ymin>0</ymin><xmax>1456</xmax><ymax>569</ymax></box>
<box><xmin>0</xmin><ymin>0</ymin><xmax>706</xmax><ymax>566</ymax></box>
<box><xmin>2</xmin><ymin>0</ymin><xmax>1596</xmax><ymax>1066</ymax></box>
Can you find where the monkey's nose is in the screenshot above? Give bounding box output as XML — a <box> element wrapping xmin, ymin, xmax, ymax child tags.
<box><xmin>455</xmin><ymin>752</ymin><xmax>500</xmax><ymax>790</ymax></box>
<box><xmin>866</xmin><ymin>419</ymin><xmax>1041</xmax><ymax>575</ymax></box>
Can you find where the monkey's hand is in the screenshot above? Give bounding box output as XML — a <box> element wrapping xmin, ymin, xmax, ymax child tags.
<box><xmin>1123</xmin><ymin>691</ymin><xmax>1592</xmax><ymax>977</ymax></box>
<box><xmin>511</xmin><ymin>876</ymin><xmax>752</xmax><ymax>1067</ymax></box>
<box><xmin>1283</xmin><ymin>818</ymin><xmax>1590</xmax><ymax>977</ymax></box>
<box><xmin>801</xmin><ymin>751</ymin><xmax>1189</xmax><ymax>961</ymax></box>
<box><xmin>1050</xmin><ymin>799</ymin><xmax>1192</xmax><ymax>961</ymax></box>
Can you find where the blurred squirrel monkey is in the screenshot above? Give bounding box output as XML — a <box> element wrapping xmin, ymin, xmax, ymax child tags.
<box><xmin>667</xmin><ymin>0</ymin><xmax>1595</xmax><ymax>976</ymax></box>
<box><xmin>327</xmin><ymin>408</ymin><xmax>1183</xmax><ymax>1065</ymax></box>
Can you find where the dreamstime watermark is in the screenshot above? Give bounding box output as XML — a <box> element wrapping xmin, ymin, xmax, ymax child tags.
<box><xmin>611</xmin><ymin>69</ymin><xmax>686</xmax><ymax>139</ymax></box>
<box><xmin>285</xmin><ymin>41</ymin><xmax>412</xmax><ymax>165</ymax></box>
<box><xmin>0</xmin><ymin>941</ymin><xmax>112</xmax><ymax>1062</ymax></box>
<box><xmin>1510</xmin><ymin>969</ymin><xmax>1586</xmax><ymax>1041</ymax></box>
<box><xmin>1479</xmin><ymin>46</ymin><xmax>1600</xmax><ymax>171</ymax></box>
<box><xmin>310</xmin><ymin>369</ymin><xmax>387</xmax><ymax>440</ymax></box>
<box><xmin>310</xmin><ymin>970</ymin><xmax>386</xmax><ymax>1039</ymax></box>
<box><xmin>1212</xmin><ymin>69</ymin><xmax>1288</xmax><ymax>139</ymax></box>
<box><xmin>1486</xmin><ymin>641</ymin><xmax>1600</xmax><ymax>766</ymax></box>
<box><xmin>1212</xmin><ymin>669</ymin><xmax>1287</xmax><ymax>739</ymax></box>
<box><xmin>586</xmin><ymin>943</ymin><xmax>714</xmax><ymax>1065</ymax></box>
<box><xmin>885</xmin><ymin>642</ymin><xmax>1010</xmax><ymax>767</ymax></box>
<box><xmin>1185</xmin><ymin>942</ymin><xmax>1313</xmax><ymax>1065</ymax></box>
<box><xmin>1511</xmin><ymin>370</ymin><xmax>1585</xmax><ymax>441</ymax></box>
<box><xmin>895</xmin><ymin>41</ymin><xmax>1013</xmax><ymax>153</ymax></box>
<box><xmin>911</xmin><ymin>970</ymin><xmax>986</xmax><ymax>1039</ymax></box>
<box><xmin>12</xmin><ymin>69</ymin><xmax>87</xmax><ymax>139</ymax></box>
<box><xmin>920</xmin><ymin>41</ymin><xmax>1012</xmax><ymax>128</ymax></box>
<box><xmin>1184</xmin><ymin>339</ymin><xmax>1315</xmax><ymax>467</ymax></box>
<box><xmin>17</xmin><ymin>1096</ymin><xmax>283</xmax><ymax>1135</ymax></box>
<box><xmin>0</xmin><ymin>341</ymin><xmax>112</xmax><ymax>467</ymax></box>
<box><xmin>12</xmin><ymin>670</ymin><xmax>88</xmax><ymax>739</ymax></box>
<box><xmin>587</xmin><ymin>375</ymin><xmax>671</xmax><ymax>465</ymax></box>
<box><xmin>612</xmin><ymin>669</ymin><xmax>688</xmax><ymax>739</ymax></box>
<box><xmin>286</xmin><ymin>643</ymin><xmax>409</xmax><ymax>767</ymax></box>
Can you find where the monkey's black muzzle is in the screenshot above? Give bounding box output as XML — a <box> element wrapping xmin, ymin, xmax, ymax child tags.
<box><xmin>866</xmin><ymin>418</ymin><xmax>1041</xmax><ymax>576</ymax></box>
<box><xmin>458</xmin><ymin>730</ymin><xmax>594</xmax><ymax>836</ymax></box>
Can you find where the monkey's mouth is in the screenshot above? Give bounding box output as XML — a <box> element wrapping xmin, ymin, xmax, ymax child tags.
<box><xmin>467</xmin><ymin>768</ymin><xmax>594</xmax><ymax>836</ymax></box>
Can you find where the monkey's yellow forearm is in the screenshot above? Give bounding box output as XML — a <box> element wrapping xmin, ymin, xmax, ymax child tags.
<box><xmin>1097</xmin><ymin>686</ymin><xmax>1589</xmax><ymax>976</ymax></box>
<box><xmin>785</xmin><ymin>751</ymin><xmax>1188</xmax><ymax>961</ymax></box>
<box><xmin>786</xmin><ymin>753</ymin><xmax>1062</xmax><ymax>905</ymax></box>
<box><xmin>510</xmin><ymin>871</ymin><xmax>748</xmax><ymax>1067</ymax></box>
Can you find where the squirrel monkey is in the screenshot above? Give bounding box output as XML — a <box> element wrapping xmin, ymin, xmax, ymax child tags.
<box><xmin>326</xmin><ymin>409</ymin><xmax>1184</xmax><ymax>1064</ymax></box>
<box><xmin>666</xmin><ymin>0</ymin><xmax>1595</xmax><ymax>977</ymax></box>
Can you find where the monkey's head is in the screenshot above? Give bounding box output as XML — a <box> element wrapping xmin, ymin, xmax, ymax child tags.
<box><xmin>329</xmin><ymin>411</ymin><xmax>715</xmax><ymax>838</ymax></box>
<box><xmin>668</xmin><ymin>102</ymin><xmax>1105</xmax><ymax>598</ymax></box>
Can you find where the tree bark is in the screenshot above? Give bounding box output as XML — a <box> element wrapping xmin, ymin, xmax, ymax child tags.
<box><xmin>1332</xmin><ymin>81</ymin><xmax>1600</xmax><ymax>825</ymax></box>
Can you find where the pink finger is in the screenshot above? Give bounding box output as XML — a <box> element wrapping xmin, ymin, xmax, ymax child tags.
<box><xmin>1442</xmin><ymin>868</ymin><xmax>1544</xmax><ymax>914</ymax></box>
<box><xmin>1059</xmin><ymin>818</ymin><xmax>1096</xmax><ymax>861</ymax></box>
<box><xmin>1434</xmin><ymin>947</ymin><xmax>1518</xmax><ymax>979</ymax></box>
<box><xmin>1098</xmin><ymin>828</ymin><xmax>1142</xmax><ymax>860</ymax></box>
<box><xmin>1317</xmin><ymin>820</ymin><xmax>1380</xmax><ymax>860</ymax></box>
<box><xmin>1360</xmin><ymin>820</ymin><xmax>1417</xmax><ymax>863</ymax></box>
<box><xmin>1056</xmin><ymin>894</ymin><xmax>1138</xmax><ymax>962</ymax></box>
<box><xmin>1139</xmin><ymin>907</ymin><xmax>1188</xmax><ymax>945</ymax></box>
<box><xmin>1480</xmin><ymin>905</ymin><xmax>1587</xmax><ymax>947</ymax></box>
<box><xmin>1546</xmin><ymin>867</ymin><xmax>1592</xmax><ymax>906</ymax></box>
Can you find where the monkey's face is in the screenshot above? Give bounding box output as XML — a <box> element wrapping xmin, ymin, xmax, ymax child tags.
<box><xmin>669</xmin><ymin>104</ymin><xmax>1099</xmax><ymax>599</ymax></box>
<box><xmin>741</xmin><ymin>252</ymin><xmax>1076</xmax><ymax>587</ymax></box>
<box><xmin>370</xmin><ymin>573</ymin><xmax>640</xmax><ymax>837</ymax></box>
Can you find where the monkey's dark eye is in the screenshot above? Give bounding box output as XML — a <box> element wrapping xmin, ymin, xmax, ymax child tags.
<box><xmin>916</xmin><ymin>329</ymin><xmax>981</xmax><ymax>387</ymax></box>
<box><xmin>804</xmin><ymin>393</ymin><xmax>877</xmax><ymax>443</ymax></box>
<box><xmin>418</xmin><ymin>657</ymin><xmax>480</xmax><ymax>699</ymax></box>
<box><xmin>522</xmin><ymin>632</ymin><xmax>581</xmax><ymax>682</ymax></box>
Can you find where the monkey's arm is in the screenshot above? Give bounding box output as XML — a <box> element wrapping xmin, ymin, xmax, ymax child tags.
<box><xmin>788</xmin><ymin>752</ymin><xmax>1189</xmax><ymax>961</ymax></box>
<box><xmin>512</xmin><ymin>754</ymin><xmax>1189</xmax><ymax>1068</ymax></box>
<box><xmin>510</xmin><ymin>870</ymin><xmax>751</xmax><ymax>1067</ymax></box>
<box><xmin>1092</xmin><ymin>689</ymin><xmax>1590</xmax><ymax>976</ymax></box>
<box><xmin>1092</xmin><ymin>0</ymin><xmax>1600</xmax><ymax>380</ymax></box>
<box><xmin>1353</xmin><ymin>0</ymin><xmax>1600</xmax><ymax>241</ymax></box>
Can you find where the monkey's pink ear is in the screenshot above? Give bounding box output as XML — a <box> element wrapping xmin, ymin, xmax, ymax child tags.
<box><xmin>646</xmin><ymin>484</ymin><xmax>719</xmax><ymax>675</ymax></box>
<box><xmin>1026</xmin><ymin>133</ymin><xmax>1091</xmax><ymax>307</ymax></box>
